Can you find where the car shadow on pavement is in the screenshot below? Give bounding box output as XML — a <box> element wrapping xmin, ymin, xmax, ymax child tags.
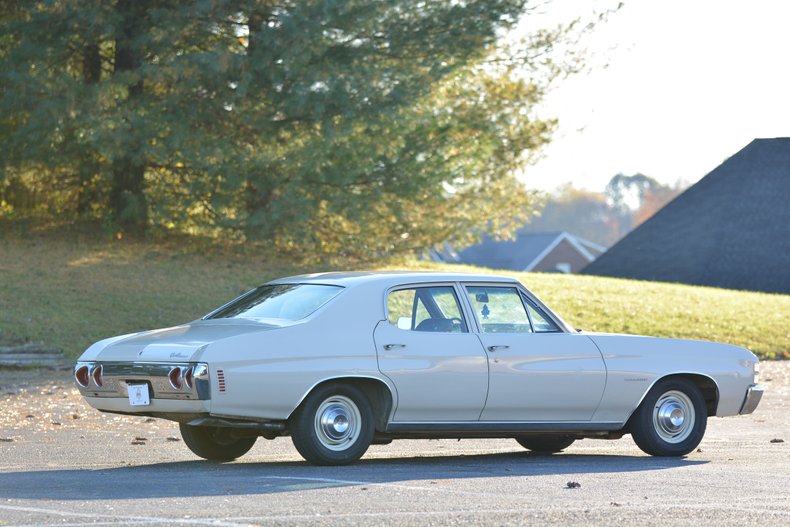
<box><xmin>0</xmin><ymin>452</ymin><xmax>707</xmax><ymax>501</ymax></box>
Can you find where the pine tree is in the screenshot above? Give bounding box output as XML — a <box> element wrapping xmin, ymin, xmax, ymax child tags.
<box><xmin>1</xmin><ymin>0</ymin><xmax>560</xmax><ymax>256</ymax></box>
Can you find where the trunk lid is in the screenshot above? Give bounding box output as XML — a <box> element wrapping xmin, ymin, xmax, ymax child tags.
<box><xmin>96</xmin><ymin>319</ymin><xmax>280</xmax><ymax>362</ymax></box>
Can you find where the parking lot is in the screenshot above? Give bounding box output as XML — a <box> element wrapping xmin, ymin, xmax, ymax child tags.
<box><xmin>1</xmin><ymin>362</ymin><xmax>788</xmax><ymax>526</ymax></box>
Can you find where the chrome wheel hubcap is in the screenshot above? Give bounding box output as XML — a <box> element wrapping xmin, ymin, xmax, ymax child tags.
<box><xmin>315</xmin><ymin>395</ymin><xmax>361</xmax><ymax>451</ymax></box>
<box><xmin>653</xmin><ymin>390</ymin><xmax>695</xmax><ymax>443</ymax></box>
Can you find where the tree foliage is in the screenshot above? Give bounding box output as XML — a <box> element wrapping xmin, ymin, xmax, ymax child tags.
<box><xmin>523</xmin><ymin>184</ymin><xmax>619</xmax><ymax>246</ymax></box>
<box><xmin>1</xmin><ymin>0</ymin><xmax>567</xmax><ymax>258</ymax></box>
<box><xmin>605</xmin><ymin>173</ymin><xmax>684</xmax><ymax>232</ymax></box>
<box><xmin>524</xmin><ymin>175</ymin><xmax>686</xmax><ymax>247</ymax></box>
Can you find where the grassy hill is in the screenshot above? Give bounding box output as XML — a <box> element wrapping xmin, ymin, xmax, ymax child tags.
<box><xmin>1</xmin><ymin>234</ymin><xmax>788</xmax><ymax>360</ymax></box>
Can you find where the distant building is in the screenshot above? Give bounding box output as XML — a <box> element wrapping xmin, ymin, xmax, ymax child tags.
<box><xmin>433</xmin><ymin>231</ymin><xmax>605</xmax><ymax>273</ymax></box>
<box><xmin>582</xmin><ymin>138</ymin><xmax>790</xmax><ymax>294</ymax></box>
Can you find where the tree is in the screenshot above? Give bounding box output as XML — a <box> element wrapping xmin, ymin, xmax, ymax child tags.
<box><xmin>632</xmin><ymin>182</ymin><xmax>683</xmax><ymax>227</ymax></box>
<box><xmin>523</xmin><ymin>173</ymin><xmax>685</xmax><ymax>247</ymax></box>
<box><xmin>0</xmin><ymin>1</ymin><xmax>579</xmax><ymax>257</ymax></box>
<box><xmin>522</xmin><ymin>184</ymin><xmax>621</xmax><ymax>246</ymax></box>
<box><xmin>605</xmin><ymin>173</ymin><xmax>683</xmax><ymax>231</ymax></box>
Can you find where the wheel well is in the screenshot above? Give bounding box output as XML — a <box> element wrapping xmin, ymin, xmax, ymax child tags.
<box><xmin>624</xmin><ymin>373</ymin><xmax>720</xmax><ymax>433</ymax></box>
<box><xmin>660</xmin><ymin>373</ymin><xmax>719</xmax><ymax>417</ymax></box>
<box><xmin>301</xmin><ymin>378</ymin><xmax>394</xmax><ymax>432</ymax></box>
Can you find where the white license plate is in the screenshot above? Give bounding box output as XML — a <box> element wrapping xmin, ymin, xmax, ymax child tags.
<box><xmin>127</xmin><ymin>383</ymin><xmax>150</xmax><ymax>406</ymax></box>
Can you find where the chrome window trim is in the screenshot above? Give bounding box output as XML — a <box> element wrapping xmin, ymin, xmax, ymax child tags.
<box><xmin>515</xmin><ymin>284</ymin><xmax>573</xmax><ymax>333</ymax></box>
<box><xmin>201</xmin><ymin>287</ymin><xmax>257</xmax><ymax>320</ymax></box>
<box><xmin>383</xmin><ymin>282</ymin><xmax>472</xmax><ymax>334</ymax></box>
<box><xmin>461</xmin><ymin>283</ymin><xmax>532</xmax><ymax>335</ymax></box>
<box><xmin>457</xmin><ymin>281</ymin><xmax>572</xmax><ymax>335</ymax></box>
<box><xmin>201</xmin><ymin>282</ymin><xmax>346</xmax><ymax>322</ymax></box>
<box><xmin>519</xmin><ymin>292</ymin><xmax>562</xmax><ymax>333</ymax></box>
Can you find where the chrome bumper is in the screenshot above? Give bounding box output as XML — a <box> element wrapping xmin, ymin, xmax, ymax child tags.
<box><xmin>74</xmin><ymin>361</ymin><xmax>210</xmax><ymax>401</ymax></box>
<box><xmin>739</xmin><ymin>385</ymin><xmax>764</xmax><ymax>415</ymax></box>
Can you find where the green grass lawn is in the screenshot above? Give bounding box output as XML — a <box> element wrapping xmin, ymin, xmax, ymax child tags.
<box><xmin>1</xmin><ymin>234</ymin><xmax>788</xmax><ymax>360</ymax></box>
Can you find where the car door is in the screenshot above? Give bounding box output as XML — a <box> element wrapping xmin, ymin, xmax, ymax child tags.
<box><xmin>463</xmin><ymin>284</ymin><xmax>606</xmax><ymax>422</ymax></box>
<box><xmin>373</xmin><ymin>284</ymin><xmax>489</xmax><ymax>422</ymax></box>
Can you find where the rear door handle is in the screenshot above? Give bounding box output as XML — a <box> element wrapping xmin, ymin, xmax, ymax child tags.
<box><xmin>383</xmin><ymin>344</ymin><xmax>406</xmax><ymax>350</ymax></box>
<box><xmin>487</xmin><ymin>345</ymin><xmax>510</xmax><ymax>352</ymax></box>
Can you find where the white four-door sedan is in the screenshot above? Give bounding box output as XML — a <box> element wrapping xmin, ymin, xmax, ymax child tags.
<box><xmin>74</xmin><ymin>272</ymin><xmax>763</xmax><ymax>465</ymax></box>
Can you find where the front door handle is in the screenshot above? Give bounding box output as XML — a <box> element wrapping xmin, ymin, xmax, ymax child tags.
<box><xmin>383</xmin><ymin>344</ymin><xmax>406</xmax><ymax>350</ymax></box>
<box><xmin>487</xmin><ymin>345</ymin><xmax>510</xmax><ymax>352</ymax></box>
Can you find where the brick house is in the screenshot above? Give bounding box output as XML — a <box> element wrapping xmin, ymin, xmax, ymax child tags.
<box><xmin>434</xmin><ymin>231</ymin><xmax>605</xmax><ymax>274</ymax></box>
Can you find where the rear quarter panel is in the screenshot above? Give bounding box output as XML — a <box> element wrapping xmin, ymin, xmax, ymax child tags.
<box><xmin>199</xmin><ymin>282</ymin><xmax>394</xmax><ymax>420</ymax></box>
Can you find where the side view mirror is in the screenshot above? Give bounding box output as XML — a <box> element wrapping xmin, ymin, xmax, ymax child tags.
<box><xmin>397</xmin><ymin>317</ymin><xmax>411</xmax><ymax>330</ymax></box>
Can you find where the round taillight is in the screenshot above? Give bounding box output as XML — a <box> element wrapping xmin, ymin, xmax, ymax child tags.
<box><xmin>75</xmin><ymin>365</ymin><xmax>90</xmax><ymax>388</ymax></box>
<box><xmin>168</xmin><ymin>367</ymin><xmax>182</xmax><ymax>390</ymax></box>
<box><xmin>183</xmin><ymin>366</ymin><xmax>194</xmax><ymax>389</ymax></box>
<box><xmin>92</xmin><ymin>364</ymin><xmax>104</xmax><ymax>387</ymax></box>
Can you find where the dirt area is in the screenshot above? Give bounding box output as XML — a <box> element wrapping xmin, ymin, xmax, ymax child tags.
<box><xmin>0</xmin><ymin>367</ymin><xmax>183</xmax><ymax>446</ymax></box>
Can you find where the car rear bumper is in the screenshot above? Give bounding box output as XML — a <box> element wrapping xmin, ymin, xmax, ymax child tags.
<box><xmin>739</xmin><ymin>385</ymin><xmax>764</xmax><ymax>415</ymax></box>
<box><xmin>75</xmin><ymin>361</ymin><xmax>210</xmax><ymax>400</ymax></box>
<box><xmin>83</xmin><ymin>395</ymin><xmax>211</xmax><ymax>416</ymax></box>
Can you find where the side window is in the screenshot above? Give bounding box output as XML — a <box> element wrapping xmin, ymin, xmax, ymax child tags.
<box><xmin>523</xmin><ymin>296</ymin><xmax>561</xmax><ymax>333</ymax></box>
<box><xmin>387</xmin><ymin>289</ymin><xmax>418</xmax><ymax>327</ymax></box>
<box><xmin>466</xmin><ymin>286</ymin><xmax>532</xmax><ymax>334</ymax></box>
<box><xmin>387</xmin><ymin>286</ymin><xmax>467</xmax><ymax>333</ymax></box>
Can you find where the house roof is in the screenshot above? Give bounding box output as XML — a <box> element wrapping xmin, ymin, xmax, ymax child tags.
<box><xmin>582</xmin><ymin>138</ymin><xmax>790</xmax><ymax>294</ymax></box>
<box><xmin>453</xmin><ymin>231</ymin><xmax>603</xmax><ymax>272</ymax></box>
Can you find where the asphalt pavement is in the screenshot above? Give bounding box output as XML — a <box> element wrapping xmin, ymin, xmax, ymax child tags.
<box><xmin>0</xmin><ymin>363</ymin><xmax>788</xmax><ymax>526</ymax></box>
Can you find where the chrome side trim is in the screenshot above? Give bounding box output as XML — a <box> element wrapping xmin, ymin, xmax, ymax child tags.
<box><xmin>288</xmin><ymin>374</ymin><xmax>397</xmax><ymax>419</ymax></box>
<box><xmin>385</xmin><ymin>421</ymin><xmax>622</xmax><ymax>433</ymax></box>
<box><xmin>739</xmin><ymin>385</ymin><xmax>764</xmax><ymax>415</ymax></box>
<box><xmin>626</xmin><ymin>371</ymin><xmax>720</xmax><ymax>421</ymax></box>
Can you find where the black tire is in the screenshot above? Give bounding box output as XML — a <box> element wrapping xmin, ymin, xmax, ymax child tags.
<box><xmin>516</xmin><ymin>436</ymin><xmax>575</xmax><ymax>453</ymax></box>
<box><xmin>629</xmin><ymin>377</ymin><xmax>707</xmax><ymax>457</ymax></box>
<box><xmin>179</xmin><ymin>424</ymin><xmax>256</xmax><ymax>461</ymax></box>
<box><xmin>290</xmin><ymin>383</ymin><xmax>374</xmax><ymax>466</ymax></box>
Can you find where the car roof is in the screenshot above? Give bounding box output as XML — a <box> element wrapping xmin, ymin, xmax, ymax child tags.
<box><xmin>267</xmin><ymin>271</ymin><xmax>520</xmax><ymax>288</ymax></box>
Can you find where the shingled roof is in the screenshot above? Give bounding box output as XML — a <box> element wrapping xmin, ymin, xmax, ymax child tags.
<box><xmin>582</xmin><ymin>138</ymin><xmax>790</xmax><ymax>294</ymax></box>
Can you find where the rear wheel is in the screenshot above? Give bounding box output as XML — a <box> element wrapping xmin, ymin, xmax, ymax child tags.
<box><xmin>630</xmin><ymin>378</ymin><xmax>707</xmax><ymax>456</ymax></box>
<box><xmin>179</xmin><ymin>424</ymin><xmax>256</xmax><ymax>461</ymax></box>
<box><xmin>516</xmin><ymin>436</ymin><xmax>575</xmax><ymax>453</ymax></box>
<box><xmin>290</xmin><ymin>383</ymin><xmax>374</xmax><ymax>466</ymax></box>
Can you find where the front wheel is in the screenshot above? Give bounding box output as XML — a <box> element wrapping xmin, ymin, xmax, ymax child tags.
<box><xmin>516</xmin><ymin>436</ymin><xmax>575</xmax><ymax>453</ymax></box>
<box><xmin>290</xmin><ymin>384</ymin><xmax>374</xmax><ymax>466</ymax></box>
<box><xmin>629</xmin><ymin>378</ymin><xmax>707</xmax><ymax>456</ymax></box>
<box><xmin>179</xmin><ymin>424</ymin><xmax>256</xmax><ymax>461</ymax></box>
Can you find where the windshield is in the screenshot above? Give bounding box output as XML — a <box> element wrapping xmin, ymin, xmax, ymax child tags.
<box><xmin>205</xmin><ymin>284</ymin><xmax>343</xmax><ymax>321</ymax></box>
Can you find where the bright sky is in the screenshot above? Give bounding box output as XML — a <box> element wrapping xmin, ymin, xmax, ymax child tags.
<box><xmin>522</xmin><ymin>0</ymin><xmax>790</xmax><ymax>192</ymax></box>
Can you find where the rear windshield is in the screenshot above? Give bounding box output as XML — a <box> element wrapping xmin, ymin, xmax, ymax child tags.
<box><xmin>205</xmin><ymin>284</ymin><xmax>343</xmax><ymax>321</ymax></box>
